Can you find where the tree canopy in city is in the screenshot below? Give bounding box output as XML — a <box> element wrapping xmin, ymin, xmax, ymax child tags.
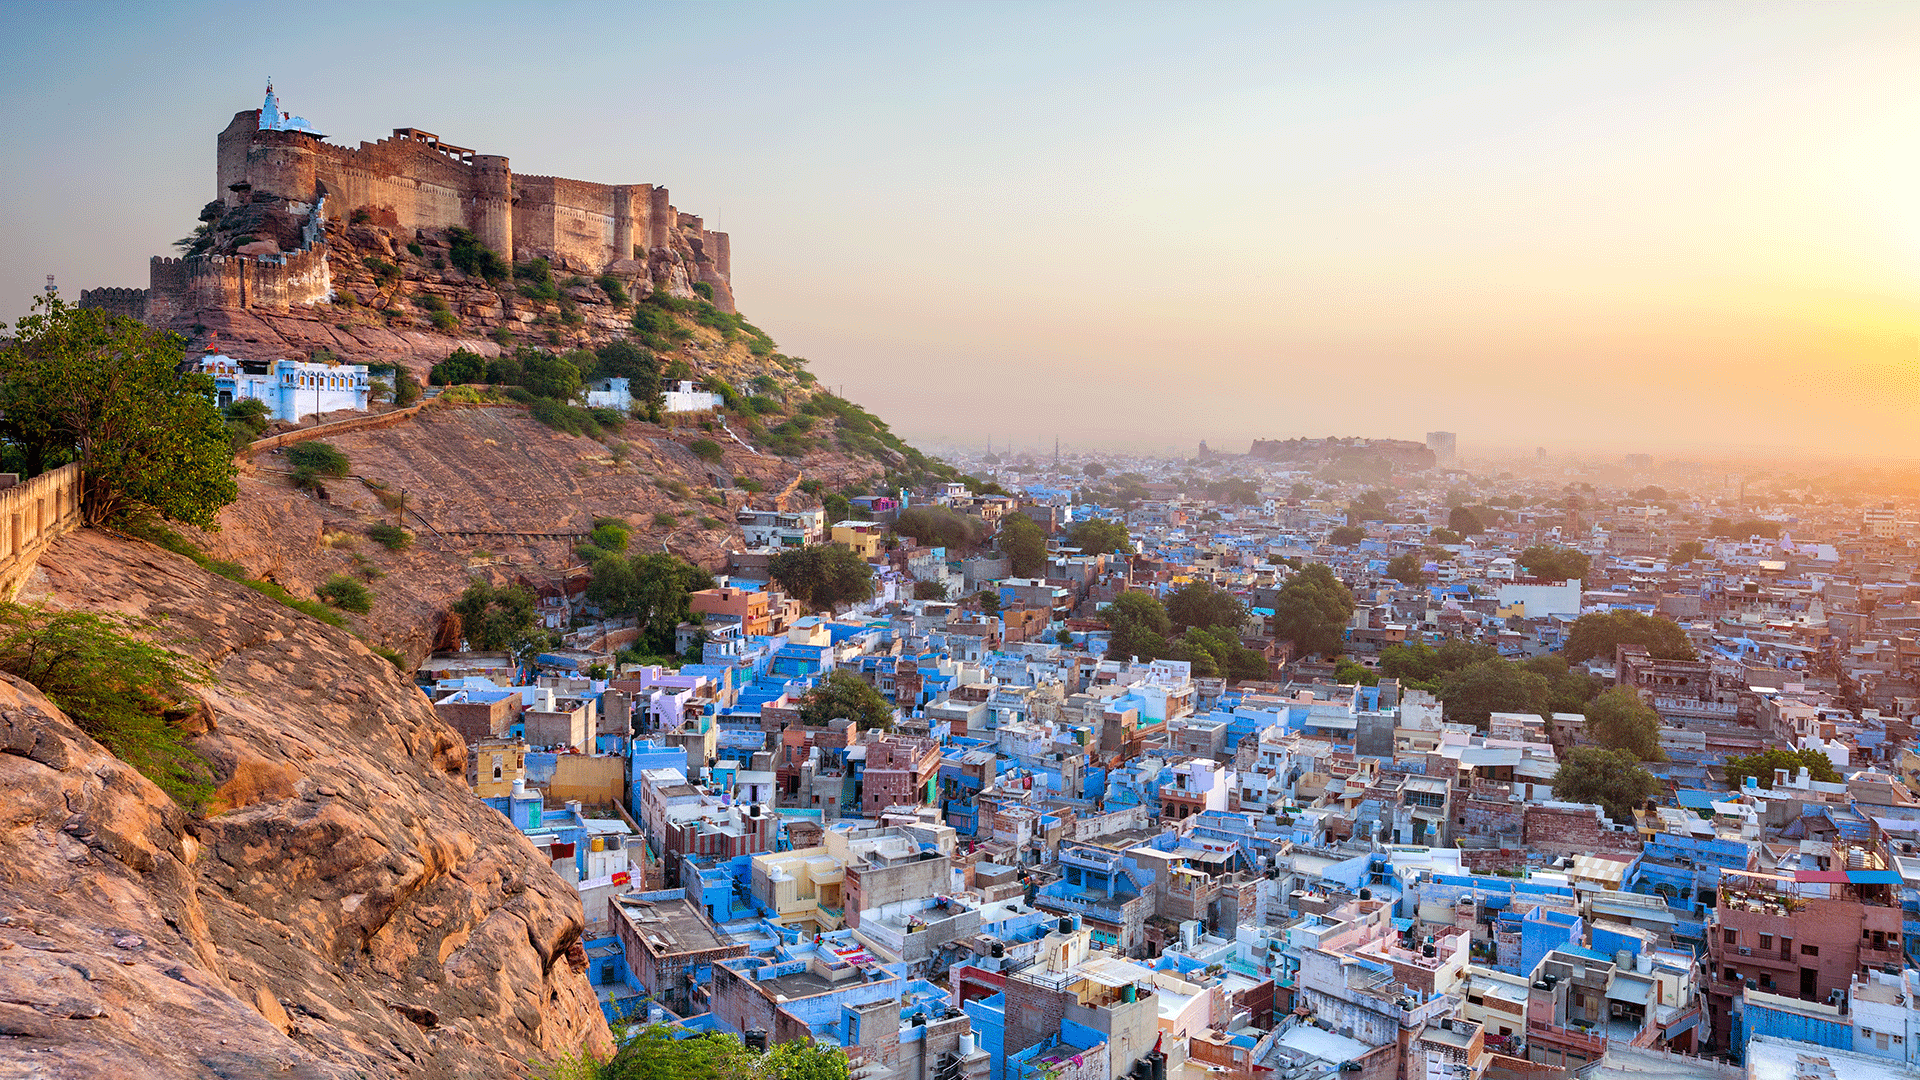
<box><xmin>1168</xmin><ymin>626</ymin><xmax>1268</xmax><ymax>681</ymax></box>
<box><xmin>1562</xmin><ymin>610</ymin><xmax>1696</xmax><ymax>663</ymax></box>
<box><xmin>1102</xmin><ymin>591</ymin><xmax>1173</xmax><ymax>661</ymax></box>
<box><xmin>1518</xmin><ymin>544</ymin><xmax>1590</xmax><ymax>582</ymax></box>
<box><xmin>1447</xmin><ymin>505</ymin><xmax>1486</xmax><ymax>535</ymax></box>
<box><xmin>593</xmin><ymin>1024</ymin><xmax>851</xmax><ymax>1080</ymax></box>
<box><xmin>1328</xmin><ymin>525</ymin><xmax>1365</xmax><ymax>547</ymax></box>
<box><xmin>586</xmin><ymin>551</ymin><xmax>714</xmax><ymax>655</ymax></box>
<box><xmin>1165</xmin><ymin>581</ymin><xmax>1247</xmax><ymax>633</ymax></box>
<box><xmin>1268</xmin><ymin>563</ymin><xmax>1354</xmax><ymax>659</ymax></box>
<box><xmin>1722</xmin><ymin>748</ymin><xmax>1840</xmax><ymax>789</ymax></box>
<box><xmin>770</xmin><ymin>544</ymin><xmax>874</xmax><ymax>613</ymax></box>
<box><xmin>451</xmin><ymin>579</ymin><xmax>542</xmax><ymax>654</ymax></box>
<box><xmin>0</xmin><ymin>296</ymin><xmax>237</xmax><ymax>527</ymax></box>
<box><xmin>1584</xmin><ymin>686</ymin><xmax>1666</xmax><ymax>761</ymax></box>
<box><xmin>892</xmin><ymin>505</ymin><xmax>990</xmax><ymax>550</ymax></box>
<box><xmin>1385</xmin><ymin>553</ymin><xmax>1426</xmax><ymax>586</ymax></box>
<box><xmin>797</xmin><ymin>670</ymin><xmax>894</xmax><ymax>731</ymax></box>
<box><xmin>1551</xmin><ymin>747</ymin><xmax>1663</xmax><ymax>824</ymax></box>
<box><xmin>1670</xmin><ymin>541</ymin><xmax>1706</xmax><ymax>564</ymax></box>
<box><xmin>998</xmin><ymin>511</ymin><xmax>1049</xmax><ymax>577</ymax></box>
<box><xmin>1436</xmin><ymin>660</ymin><xmax>1551</xmax><ymax>729</ymax></box>
<box><xmin>1066</xmin><ymin>517</ymin><xmax>1132</xmax><ymax>555</ymax></box>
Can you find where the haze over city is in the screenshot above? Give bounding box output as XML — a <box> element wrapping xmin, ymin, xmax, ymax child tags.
<box><xmin>5</xmin><ymin>1</ymin><xmax>1920</xmax><ymax>456</ymax></box>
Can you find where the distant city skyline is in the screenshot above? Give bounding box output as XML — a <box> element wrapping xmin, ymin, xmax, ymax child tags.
<box><xmin>6</xmin><ymin>2</ymin><xmax>1920</xmax><ymax>456</ymax></box>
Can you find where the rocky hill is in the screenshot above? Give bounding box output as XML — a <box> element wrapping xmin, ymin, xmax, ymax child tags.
<box><xmin>0</xmin><ymin>527</ymin><xmax>611</xmax><ymax>1078</ymax></box>
<box><xmin>196</xmin><ymin>401</ymin><xmax>886</xmax><ymax>663</ymax></box>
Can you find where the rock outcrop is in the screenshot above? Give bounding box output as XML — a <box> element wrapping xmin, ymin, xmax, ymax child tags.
<box><xmin>0</xmin><ymin>528</ymin><xmax>612</xmax><ymax>1078</ymax></box>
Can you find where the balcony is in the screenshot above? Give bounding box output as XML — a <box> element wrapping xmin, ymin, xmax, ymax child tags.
<box><xmin>1527</xmin><ymin>1021</ymin><xmax>1608</xmax><ymax>1059</ymax></box>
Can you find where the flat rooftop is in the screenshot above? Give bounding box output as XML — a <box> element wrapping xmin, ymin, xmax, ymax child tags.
<box><xmin>614</xmin><ymin>896</ymin><xmax>733</xmax><ymax>956</ymax></box>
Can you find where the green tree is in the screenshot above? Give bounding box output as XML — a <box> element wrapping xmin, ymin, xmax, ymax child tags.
<box><xmin>430</xmin><ymin>348</ymin><xmax>487</xmax><ymax>385</ymax></box>
<box><xmin>519</xmin><ymin>349</ymin><xmax>583</xmax><ymax>401</ymax></box>
<box><xmin>1430</xmin><ymin>528</ymin><xmax>1463</xmax><ymax>545</ymax></box>
<box><xmin>1723</xmin><ymin>748</ymin><xmax>1840</xmax><ymax>789</ymax></box>
<box><xmin>770</xmin><ymin>544</ymin><xmax>874</xmax><ymax>612</ymax></box>
<box><xmin>1562</xmin><ymin>610</ymin><xmax>1697</xmax><ymax>663</ymax></box>
<box><xmin>913</xmin><ymin>579</ymin><xmax>948</xmax><ymax>601</ymax></box>
<box><xmin>586</xmin><ymin>553</ymin><xmax>639</xmax><ymax>613</ymax></box>
<box><xmin>1165</xmin><ymin>581</ymin><xmax>1247</xmax><ymax>633</ymax></box>
<box><xmin>1083</xmin><ymin>462</ymin><xmax>1108</xmax><ymax>478</ymax></box>
<box><xmin>392</xmin><ymin>365</ymin><xmax>423</xmax><ymax>406</ymax></box>
<box><xmin>1518</xmin><ymin>544</ymin><xmax>1591</xmax><ymax>581</ymax></box>
<box><xmin>1333</xmin><ymin>657</ymin><xmax>1378</xmax><ymax>686</ymax></box>
<box><xmin>1551</xmin><ymin>747</ymin><xmax>1663</xmax><ymax>823</ymax></box>
<box><xmin>1328</xmin><ymin>525</ymin><xmax>1365</xmax><ymax>547</ymax></box>
<box><xmin>798</xmin><ymin>670</ymin><xmax>895</xmax><ymax>730</ymax></box>
<box><xmin>316</xmin><ymin>573</ymin><xmax>374</xmax><ymax>614</ymax></box>
<box><xmin>1067</xmin><ymin>517</ymin><xmax>1131</xmax><ymax>555</ymax></box>
<box><xmin>0</xmin><ymin>296</ymin><xmax>238</xmax><ymax>527</ymax></box>
<box><xmin>1385</xmin><ymin>552</ymin><xmax>1426</xmax><ymax>585</ymax></box>
<box><xmin>1169</xmin><ymin>625</ymin><xmax>1269</xmax><ymax>681</ymax></box>
<box><xmin>894</xmin><ymin>506</ymin><xmax>990</xmax><ymax>549</ymax></box>
<box><xmin>971</xmin><ymin>589</ymin><xmax>1002</xmax><ymax>616</ymax></box>
<box><xmin>1437</xmin><ymin>660</ymin><xmax>1551</xmax><ymax>728</ymax></box>
<box><xmin>1270</xmin><ymin>563</ymin><xmax>1354</xmax><ymax>659</ymax></box>
<box><xmin>1670</xmin><ymin>540</ymin><xmax>1706</xmax><ymax>564</ymax></box>
<box><xmin>451</xmin><ymin>579</ymin><xmax>541</xmax><ymax>654</ymax></box>
<box><xmin>1518</xmin><ymin>653</ymin><xmax>1603</xmax><ymax>714</ymax></box>
<box><xmin>822</xmin><ymin>492</ymin><xmax>852</xmax><ymax>522</ymax></box>
<box><xmin>999</xmin><ymin>512</ymin><xmax>1049</xmax><ymax>577</ymax></box>
<box><xmin>1448</xmin><ymin>505</ymin><xmax>1485</xmax><ymax>535</ymax></box>
<box><xmin>1290</xmin><ymin>482</ymin><xmax>1315</xmax><ymax>500</ymax></box>
<box><xmin>1584</xmin><ymin>686</ymin><xmax>1666</xmax><ymax>761</ymax></box>
<box><xmin>594</xmin><ymin>341</ymin><xmax>662</xmax><ymax>420</ymax></box>
<box><xmin>1102</xmin><ymin>591</ymin><xmax>1173</xmax><ymax>661</ymax></box>
<box><xmin>621</xmin><ymin>552</ymin><xmax>714</xmax><ymax>655</ymax></box>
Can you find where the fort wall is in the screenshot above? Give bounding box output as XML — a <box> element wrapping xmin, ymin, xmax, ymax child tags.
<box><xmin>144</xmin><ymin>246</ymin><xmax>332</xmax><ymax>324</ymax></box>
<box><xmin>76</xmin><ymin>287</ymin><xmax>150</xmax><ymax>322</ymax></box>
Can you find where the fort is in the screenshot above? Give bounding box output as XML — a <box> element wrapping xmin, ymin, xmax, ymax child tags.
<box><xmin>82</xmin><ymin>83</ymin><xmax>733</xmax><ymax>329</ymax></box>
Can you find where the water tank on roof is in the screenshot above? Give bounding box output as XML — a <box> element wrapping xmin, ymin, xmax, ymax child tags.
<box><xmin>591</xmin><ymin>837</ymin><xmax>605</xmax><ymax>852</ymax></box>
<box><xmin>1359</xmin><ymin>888</ymin><xmax>1372</xmax><ymax>901</ymax></box>
<box><xmin>1059</xmin><ymin>917</ymin><xmax>1073</xmax><ymax>934</ymax></box>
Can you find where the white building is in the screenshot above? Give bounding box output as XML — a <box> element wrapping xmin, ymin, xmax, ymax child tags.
<box><xmin>735</xmin><ymin>507</ymin><xmax>824</xmax><ymax>549</ymax></box>
<box><xmin>198</xmin><ymin>353</ymin><xmax>369</xmax><ymax>422</ymax></box>
<box><xmin>662</xmin><ymin>379</ymin><xmax>724</xmax><ymax>413</ymax></box>
<box><xmin>584</xmin><ymin>376</ymin><xmax>630</xmax><ymax>409</ymax></box>
<box><xmin>1496</xmin><ymin>578</ymin><xmax>1582</xmax><ymax>618</ymax></box>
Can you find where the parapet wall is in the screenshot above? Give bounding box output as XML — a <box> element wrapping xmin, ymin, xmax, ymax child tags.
<box><xmin>76</xmin><ymin>287</ymin><xmax>150</xmax><ymax>322</ymax></box>
<box><xmin>145</xmin><ymin>246</ymin><xmax>332</xmax><ymax>325</ymax></box>
<box><xmin>0</xmin><ymin>464</ymin><xmax>84</xmax><ymax>600</ymax></box>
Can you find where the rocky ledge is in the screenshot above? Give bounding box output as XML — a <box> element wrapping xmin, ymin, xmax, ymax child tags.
<box><xmin>0</xmin><ymin>528</ymin><xmax>611</xmax><ymax>1079</ymax></box>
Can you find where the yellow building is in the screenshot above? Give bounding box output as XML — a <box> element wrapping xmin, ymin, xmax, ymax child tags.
<box><xmin>830</xmin><ymin>520</ymin><xmax>885</xmax><ymax>560</ymax></box>
<box><xmin>472</xmin><ymin>738</ymin><xmax>527</xmax><ymax>798</ymax></box>
<box><xmin>749</xmin><ymin>847</ymin><xmax>846</xmax><ymax>934</ymax></box>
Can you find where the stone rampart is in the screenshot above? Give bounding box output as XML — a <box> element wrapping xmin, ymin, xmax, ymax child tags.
<box><xmin>0</xmin><ymin>464</ymin><xmax>84</xmax><ymax>599</ymax></box>
<box><xmin>75</xmin><ymin>287</ymin><xmax>150</xmax><ymax>322</ymax></box>
<box><xmin>245</xmin><ymin>401</ymin><xmax>431</xmax><ymax>455</ymax></box>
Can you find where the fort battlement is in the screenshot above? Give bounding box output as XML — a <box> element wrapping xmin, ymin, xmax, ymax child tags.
<box><xmin>84</xmin><ymin>91</ymin><xmax>736</xmax><ymax>333</ymax></box>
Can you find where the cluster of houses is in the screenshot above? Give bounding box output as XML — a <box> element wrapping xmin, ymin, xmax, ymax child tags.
<box><xmin>417</xmin><ymin>446</ymin><xmax>1920</xmax><ymax>1080</ymax></box>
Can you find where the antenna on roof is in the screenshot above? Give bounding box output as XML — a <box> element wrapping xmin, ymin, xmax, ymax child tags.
<box><xmin>43</xmin><ymin>275</ymin><xmax>55</xmax><ymax>298</ymax></box>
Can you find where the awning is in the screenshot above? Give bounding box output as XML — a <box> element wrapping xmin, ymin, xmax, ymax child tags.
<box><xmin>1846</xmin><ymin>870</ymin><xmax>1904</xmax><ymax>885</ymax></box>
<box><xmin>1792</xmin><ymin>871</ymin><xmax>1850</xmax><ymax>884</ymax></box>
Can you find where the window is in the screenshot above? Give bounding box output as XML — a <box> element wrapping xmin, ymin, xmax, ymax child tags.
<box><xmin>1759</xmin><ymin>974</ymin><xmax>1772</xmax><ymax>989</ymax></box>
<box><xmin>1759</xmin><ymin>934</ymin><xmax>1772</xmax><ymax>950</ymax></box>
<box><xmin>1802</xmin><ymin>944</ymin><xmax>1819</xmax><ymax>957</ymax></box>
<box><xmin>1725</xmin><ymin>968</ymin><xmax>1740</xmax><ymax>982</ymax></box>
<box><xmin>1725</xmin><ymin>930</ymin><xmax>1738</xmax><ymax>945</ymax></box>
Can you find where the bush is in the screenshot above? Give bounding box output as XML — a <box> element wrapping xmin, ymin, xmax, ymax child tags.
<box><xmin>367</xmin><ymin>523</ymin><xmax>413</xmax><ymax>551</ymax></box>
<box><xmin>416</xmin><ymin>293</ymin><xmax>449</xmax><ymax>313</ymax></box>
<box><xmin>699</xmin><ymin>516</ymin><xmax>722</xmax><ymax>529</ymax></box>
<box><xmin>287</xmin><ymin>441</ymin><xmax>350</xmax><ymax>478</ymax></box>
<box><xmin>0</xmin><ymin>603</ymin><xmax>214</xmax><ymax>808</ymax></box>
<box><xmin>447</xmin><ymin>226</ymin><xmax>510</xmax><ymax>284</ymax></box>
<box><xmin>653</xmin><ymin>511</ymin><xmax>678</xmax><ymax>528</ymax></box>
<box><xmin>362</xmin><ymin>256</ymin><xmax>401</xmax><ymax>286</ymax></box>
<box><xmin>429</xmin><ymin>309</ymin><xmax>458</xmax><ymax>331</ymax></box>
<box><xmin>688</xmin><ymin>438</ymin><xmax>724</xmax><ymax>462</ymax></box>
<box><xmin>490</xmin><ymin>326</ymin><xmax>515</xmax><ymax>347</ymax></box>
<box><xmin>431</xmin><ymin>348</ymin><xmax>487</xmax><ymax>385</ymax></box>
<box><xmin>406</xmin><ymin>241</ymin><xmax>424</xmax><ymax>257</ymax></box>
<box><xmin>317</xmin><ymin>574</ymin><xmax>374</xmax><ymax>614</ymax></box>
<box><xmin>597</xmin><ymin>274</ymin><xmax>630</xmax><ymax>307</ymax></box>
<box><xmin>693</xmin><ymin>281</ymin><xmax>714</xmax><ymax>300</ymax></box>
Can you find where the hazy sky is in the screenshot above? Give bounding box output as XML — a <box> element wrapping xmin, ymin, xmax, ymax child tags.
<box><xmin>5</xmin><ymin>2</ymin><xmax>1920</xmax><ymax>458</ymax></box>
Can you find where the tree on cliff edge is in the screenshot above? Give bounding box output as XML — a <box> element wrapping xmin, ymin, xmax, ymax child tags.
<box><xmin>0</xmin><ymin>296</ymin><xmax>237</xmax><ymax>528</ymax></box>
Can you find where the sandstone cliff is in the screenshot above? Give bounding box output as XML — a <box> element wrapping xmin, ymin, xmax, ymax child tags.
<box><xmin>0</xmin><ymin>528</ymin><xmax>611</xmax><ymax>1078</ymax></box>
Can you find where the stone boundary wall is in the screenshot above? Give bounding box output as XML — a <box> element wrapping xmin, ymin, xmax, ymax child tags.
<box><xmin>245</xmin><ymin>402</ymin><xmax>431</xmax><ymax>455</ymax></box>
<box><xmin>0</xmin><ymin>464</ymin><xmax>84</xmax><ymax>599</ymax></box>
